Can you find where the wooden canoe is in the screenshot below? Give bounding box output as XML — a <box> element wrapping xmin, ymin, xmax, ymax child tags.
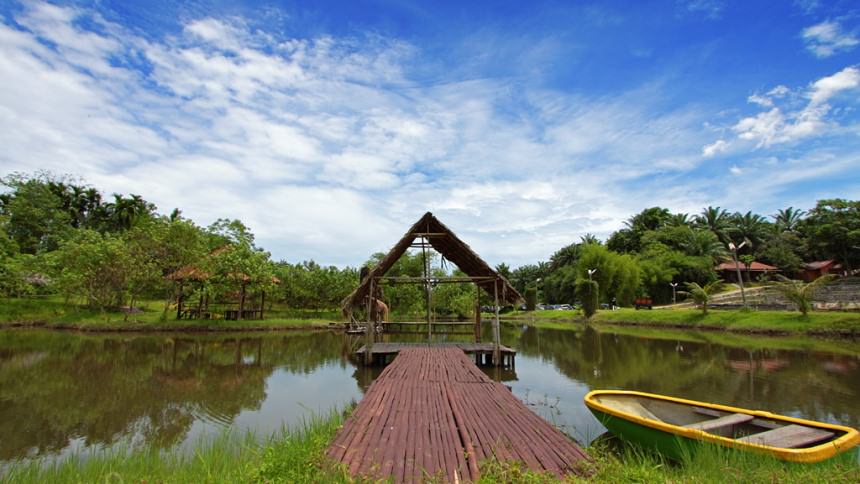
<box><xmin>584</xmin><ymin>390</ymin><xmax>860</xmax><ymax>463</ymax></box>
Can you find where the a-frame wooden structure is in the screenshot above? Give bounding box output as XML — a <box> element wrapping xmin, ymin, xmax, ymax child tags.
<box><xmin>341</xmin><ymin>212</ymin><xmax>523</xmax><ymax>366</ymax></box>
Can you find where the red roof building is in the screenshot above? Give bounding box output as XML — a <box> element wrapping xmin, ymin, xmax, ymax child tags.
<box><xmin>799</xmin><ymin>260</ymin><xmax>842</xmax><ymax>282</ymax></box>
<box><xmin>716</xmin><ymin>261</ymin><xmax>779</xmax><ymax>283</ymax></box>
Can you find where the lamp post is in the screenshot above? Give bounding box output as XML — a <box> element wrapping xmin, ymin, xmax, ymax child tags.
<box><xmin>728</xmin><ymin>241</ymin><xmax>748</xmax><ymax>307</ymax></box>
<box><xmin>587</xmin><ymin>268</ymin><xmax>597</xmax><ymax>280</ymax></box>
<box><xmin>670</xmin><ymin>282</ymin><xmax>678</xmax><ymax>305</ymax></box>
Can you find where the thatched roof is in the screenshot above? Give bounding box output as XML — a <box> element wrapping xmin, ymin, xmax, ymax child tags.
<box><xmin>341</xmin><ymin>212</ymin><xmax>522</xmax><ymax>312</ymax></box>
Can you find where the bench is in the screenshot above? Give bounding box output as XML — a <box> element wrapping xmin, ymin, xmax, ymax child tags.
<box><xmin>736</xmin><ymin>424</ymin><xmax>834</xmax><ymax>448</ymax></box>
<box><xmin>684</xmin><ymin>413</ymin><xmax>753</xmax><ymax>431</ymax></box>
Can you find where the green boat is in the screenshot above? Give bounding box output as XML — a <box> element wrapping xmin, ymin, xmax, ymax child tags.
<box><xmin>585</xmin><ymin>390</ymin><xmax>860</xmax><ymax>463</ymax></box>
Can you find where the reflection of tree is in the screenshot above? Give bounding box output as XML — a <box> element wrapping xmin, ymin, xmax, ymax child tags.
<box><xmin>0</xmin><ymin>330</ymin><xmax>345</xmax><ymax>460</ymax></box>
<box><xmin>501</xmin><ymin>325</ymin><xmax>860</xmax><ymax>429</ymax></box>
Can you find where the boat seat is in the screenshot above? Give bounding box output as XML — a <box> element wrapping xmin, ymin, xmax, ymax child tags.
<box><xmin>684</xmin><ymin>413</ymin><xmax>753</xmax><ymax>431</ymax></box>
<box><xmin>736</xmin><ymin>424</ymin><xmax>835</xmax><ymax>448</ymax></box>
<box><xmin>607</xmin><ymin>399</ymin><xmax>662</xmax><ymax>422</ymax></box>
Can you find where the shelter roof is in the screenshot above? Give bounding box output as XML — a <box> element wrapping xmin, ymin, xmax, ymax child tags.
<box><xmin>341</xmin><ymin>212</ymin><xmax>523</xmax><ymax>311</ymax></box>
<box><xmin>716</xmin><ymin>261</ymin><xmax>780</xmax><ymax>272</ymax></box>
<box><xmin>803</xmin><ymin>260</ymin><xmax>838</xmax><ymax>271</ymax></box>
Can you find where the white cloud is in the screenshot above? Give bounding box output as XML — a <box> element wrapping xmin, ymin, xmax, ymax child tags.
<box><xmin>2</xmin><ymin>1</ymin><xmax>855</xmax><ymax>268</ymax></box>
<box><xmin>702</xmin><ymin>139</ymin><xmax>728</xmax><ymax>157</ymax></box>
<box><xmin>682</xmin><ymin>0</ymin><xmax>725</xmax><ymax>19</ymax></box>
<box><xmin>802</xmin><ymin>21</ymin><xmax>859</xmax><ymax>58</ymax></box>
<box><xmin>729</xmin><ymin>165</ymin><xmax>742</xmax><ymax>175</ymax></box>
<box><xmin>729</xmin><ymin>67</ymin><xmax>860</xmax><ymax>148</ymax></box>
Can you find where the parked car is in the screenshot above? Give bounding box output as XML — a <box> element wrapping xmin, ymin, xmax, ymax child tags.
<box><xmin>557</xmin><ymin>304</ymin><xmax>573</xmax><ymax>310</ymax></box>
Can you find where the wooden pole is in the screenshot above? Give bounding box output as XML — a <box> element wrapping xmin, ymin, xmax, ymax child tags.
<box><xmin>176</xmin><ymin>281</ymin><xmax>184</xmax><ymax>319</ymax></box>
<box><xmin>364</xmin><ymin>278</ymin><xmax>374</xmax><ymax>365</ymax></box>
<box><xmin>474</xmin><ymin>283</ymin><xmax>482</xmax><ymax>343</ymax></box>
<box><xmin>493</xmin><ymin>279</ymin><xmax>501</xmax><ymax>366</ymax></box>
<box><xmin>422</xmin><ymin>235</ymin><xmax>431</xmax><ymax>340</ymax></box>
<box><xmin>260</xmin><ymin>291</ymin><xmax>265</xmax><ymax>320</ymax></box>
<box><xmin>239</xmin><ymin>281</ymin><xmax>246</xmax><ymax>320</ymax></box>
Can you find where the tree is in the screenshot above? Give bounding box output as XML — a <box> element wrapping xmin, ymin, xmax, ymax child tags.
<box><xmin>680</xmin><ymin>280</ymin><xmax>723</xmax><ymax>315</ymax></box>
<box><xmin>576</xmin><ymin>278</ymin><xmax>599</xmax><ymax>319</ymax></box>
<box><xmin>757</xmin><ymin>232</ymin><xmax>805</xmax><ymax>276</ymax></box>
<box><xmin>728</xmin><ymin>211</ymin><xmax>770</xmax><ymax>251</ymax></box>
<box><xmin>0</xmin><ymin>173</ymin><xmax>72</xmax><ymax>253</ymax></box>
<box><xmin>695</xmin><ymin>206</ymin><xmax>731</xmax><ymax>244</ymax></box>
<box><xmin>773</xmin><ymin>207</ymin><xmax>805</xmax><ymax>233</ymax></box>
<box><xmin>580</xmin><ymin>233</ymin><xmax>600</xmax><ymax>245</ymax></box>
<box><xmin>50</xmin><ymin>229</ymin><xmax>131</xmax><ymax>309</ymax></box>
<box><xmin>739</xmin><ymin>254</ymin><xmax>756</xmax><ymax>284</ymax></box>
<box><xmin>524</xmin><ymin>287</ymin><xmax>537</xmax><ymax>311</ymax></box>
<box><xmin>549</xmin><ymin>243</ymin><xmax>580</xmax><ymax>270</ymax></box>
<box><xmin>801</xmin><ymin>199</ymin><xmax>860</xmax><ymax>273</ymax></box>
<box><xmin>770</xmin><ymin>275</ymin><xmax>834</xmax><ymax>316</ymax></box>
<box><xmin>495</xmin><ymin>263</ymin><xmax>512</xmax><ymax>281</ymax></box>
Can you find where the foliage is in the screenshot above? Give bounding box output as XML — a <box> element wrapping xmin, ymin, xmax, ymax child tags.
<box><xmin>576</xmin><ymin>278</ymin><xmax>599</xmax><ymax>319</ymax></box>
<box><xmin>681</xmin><ymin>280</ymin><xmax>723</xmax><ymax>314</ymax></box>
<box><xmin>801</xmin><ymin>199</ymin><xmax>860</xmax><ymax>272</ymax></box>
<box><xmin>770</xmin><ymin>274</ymin><xmax>835</xmax><ymax>315</ymax></box>
<box><xmin>524</xmin><ymin>286</ymin><xmax>538</xmax><ymax>311</ymax></box>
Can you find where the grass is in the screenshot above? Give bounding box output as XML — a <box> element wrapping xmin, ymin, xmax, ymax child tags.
<box><xmin>6</xmin><ymin>405</ymin><xmax>856</xmax><ymax>483</ymax></box>
<box><xmin>479</xmin><ymin>441</ymin><xmax>860</xmax><ymax>483</ymax></box>
<box><xmin>2</xmin><ymin>408</ymin><xmax>351</xmax><ymax>483</ymax></box>
<box><xmin>0</xmin><ymin>296</ymin><xmax>340</xmax><ymax>332</ymax></box>
<box><xmin>504</xmin><ymin>307</ymin><xmax>860</xmax><ymax>336</ymax></box>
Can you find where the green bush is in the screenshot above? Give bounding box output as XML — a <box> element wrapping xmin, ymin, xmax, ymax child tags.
<box><xmin>576</xmin><ymin>278</ymin><xmax>599</xmax><ymax>319</ymax></box>
<box><xmin>524</xmin><ymin>286</ymin><xmax>537</xmax><ymax>311</ymax></box>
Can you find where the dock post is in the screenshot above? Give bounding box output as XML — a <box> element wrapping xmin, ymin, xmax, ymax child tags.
<box><xmin>364</xmin><ymin>278</ymin><xmax>374</xmax><ymax>365</ymax></box>
<box><xmin>492</xmin><ymin>279</ymin><xmax>501</xmax><ymax>366</ymax></box>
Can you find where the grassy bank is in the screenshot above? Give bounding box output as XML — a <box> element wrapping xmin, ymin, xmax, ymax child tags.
<box><xmin>481</xmin><ymin>442</ymin><xmax>859</xmax><ymax>483</ymax></box>
<box><xmin>504</xmin><ymin>307</ymin><xmax>860</xmax><ymax>336</ymax></box>
<box><xmin>5</xmin><ymin>408</ymin><xmax>856</xmax><ymax>483</ymax></box>
<box><xmin>0</xmin><ymin>297</ymin><xmax>340</xmax><ymax>332</ymax></box>
<box><xmin>3</xmin><ymin>409</ymin><xmax>351</xmax><ymax>483</ymax></box>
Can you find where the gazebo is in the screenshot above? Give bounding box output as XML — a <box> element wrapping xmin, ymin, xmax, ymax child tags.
<box><xmin>166</xmin><ymin>247</ymin><xmax>279</xmax><ymax>320</ymax></box>
<box><xmin>341</xmin><ymin>212</ymin><xmax>522</xmax><ymax>366</ymax></box>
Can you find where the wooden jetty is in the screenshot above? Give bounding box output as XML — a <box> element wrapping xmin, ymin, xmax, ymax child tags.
<box><xmin>355</xmin><ymin>342</ymin><xmax>517</xmax><ymax>368</ymax></box>
<box><xmin>327</xmin><ymin>347</ymin><xmax>589</xmax><ymax>482</ymax></box>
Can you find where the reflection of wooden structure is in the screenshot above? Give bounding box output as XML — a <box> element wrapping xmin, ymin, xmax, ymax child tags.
<box><xmin>327</xmin><ymin>347</ymin><xmax>589</xmax><ymax>481</ymax></box>
<box><xmin>341</xmin><ymin>212</ymin><xmax>522</xmax><ymax>366</ymax></box>
<box><xmin>166</xmin><ymin>248</ymin><xmax>279</xmax><ymax>321</ymax></box>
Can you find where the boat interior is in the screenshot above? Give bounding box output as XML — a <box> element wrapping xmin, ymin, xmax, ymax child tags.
<box><xmin>594</xmin><ymin>394</ymin><xmax>842</xmax><ymax>449</ymax></box>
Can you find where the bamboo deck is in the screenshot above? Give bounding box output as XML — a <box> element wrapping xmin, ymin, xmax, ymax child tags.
<box><xmin>327</xmin><ymin>347</ymin><xmax>589</xmax><ymax>482</ymax></box>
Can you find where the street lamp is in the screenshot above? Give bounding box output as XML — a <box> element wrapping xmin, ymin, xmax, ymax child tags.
<box><xmin>587</xmin><ymin>268</ymin><xmax>598</xmax><ymax>280</ymax></box>
<box><xmin>670</xmin><ymin>282</ymin><xmax>678</xmax><ymax>305</ymax></box>
<box><xmin>728</xmin><ymin>241</ymin><xmax>748</xmax><ymax>307</ymax></box>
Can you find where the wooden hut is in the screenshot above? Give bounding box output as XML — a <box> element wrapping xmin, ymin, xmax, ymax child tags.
<box><xmin>165</xmin><ymin>246</ymin><xmax>279</xmax><ymax>320</ymax></box>
<box><xmin>341</xmin><ymin>212</ymin><xmax>522</xmax><ymax>366</ymax></box>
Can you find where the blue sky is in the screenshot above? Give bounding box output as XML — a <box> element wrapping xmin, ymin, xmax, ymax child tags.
<box><xmin>1</xmin><ymin>0</ymin><xmax>858</xmax><ymax>267</ymax></box>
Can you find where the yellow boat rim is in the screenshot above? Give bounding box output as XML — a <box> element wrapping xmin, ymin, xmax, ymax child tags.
<box><xmin>584</xmin><ymin>390</ymin><xmax>860</xmax><ymax>463</ymax></box>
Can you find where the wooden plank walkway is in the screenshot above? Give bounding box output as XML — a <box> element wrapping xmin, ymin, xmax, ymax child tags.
<box><xmin>327</xmin><ymin>347</ymin><xmax>589</xmax><ymax>482</ymax></box>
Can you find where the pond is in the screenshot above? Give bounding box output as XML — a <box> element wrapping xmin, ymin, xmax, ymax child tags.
<box><xmin>1</xmin><ymin>323</ymin><xmax>858</xmax><ymax>465</ymax></box>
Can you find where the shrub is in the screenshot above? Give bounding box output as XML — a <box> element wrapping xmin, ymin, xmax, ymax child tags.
<box><xmin>524</xmin><ymin>286</ymin><xmax>537</xmax><ymax>311</ymax></box>
<box><xmin>576</xmin><ymin>278</ymin><xmax>599</xmax><ymax>319</ymax></box>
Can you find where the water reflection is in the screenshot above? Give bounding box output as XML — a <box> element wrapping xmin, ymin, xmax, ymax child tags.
<box><xmin>1</xmin><ymin>324</ymin><xmax>858</xmax><ymax>462</ymax></box>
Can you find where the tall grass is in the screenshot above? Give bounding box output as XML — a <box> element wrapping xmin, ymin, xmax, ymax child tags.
<box><xmin>3</xmin><ymin>409</ymin><xmax>349</xmax><ymax>483</ymax></box>
<box><xmin>478</xmin><ymin>441</ymin><xmax>859</xmax><ymax>483</ymax></box>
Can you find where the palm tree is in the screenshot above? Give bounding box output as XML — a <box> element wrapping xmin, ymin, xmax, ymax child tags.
<box><xmin>770</xmin><ymin>275</ymin><xmax>834</xmax><ymax>315</ymax></box>
<box><xmin>678</xmin><ymin>228</ymin><xmax>728</xmax><ymax>263</ymax></box>
<box><xmin>550</xmin><ymin>244</ymin><xmax>580</xmax><ymax>270</ymax></box>
<box><xmin>728</xmin><ymin>211</ymin><xmax>769</xmax><ymax>250</ymax></box>
<box><xmin>666</xmin><ymin>213</ymin><xmax>691</xmax><ymax>227</ymax></box>
<box><xmin>773</xmin><ymin>207</ymin><xmax>805</xmax><ymax>232</ymax></box>
<box><xmin>681</xmin><ymin>280</ymin><xmax>723</xmax><ymax>314</ymax></box>
<box><xmin>580</xmin><ymin>233</ymin><xmax>601</xmax><ymax>245</ymax></box>
<box><xmin>695</xmin><ymin>206</ymin><xmax>731</xmax><ymax>243</ymax></box>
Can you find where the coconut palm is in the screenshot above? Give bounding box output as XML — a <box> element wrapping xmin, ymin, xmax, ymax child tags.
<box><xmin>580</xmin><ymin>233</ymin><xmax>601</xmax><ymax>245</ymax></box>
<box><xmin>728</xmin><ymin>211</ymin><xmax>769</xmax><ymax>250</ymax></box>
<box><xmin>770</xmin><ymin>274</ymin><xmax>835</xmax><ymax>315</ymax></box>
<box><xmin>678</xmin><ymin>228</ymin><xmax>729</xmax><ymax>263</ymax></box>
<box><xmin>680</xmin><ymin>280</ymin><xmax>723</xmax><ymax>314</ymax></box>
<box><xmin>695</xmin><ymin>206</ymin><xmax>731</xmax><ymax>243</ymax></box>
<box><xmin>773</xmin><ymin>207</ymin><xmax>805</xmax><ymax>233</ymax></box>
<box><xmin>665</xmin><ymin>213</ymin><xmax>691</xmax><ymax>227</ymax></box>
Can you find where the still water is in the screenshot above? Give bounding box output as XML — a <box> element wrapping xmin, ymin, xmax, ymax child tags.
<box><xmin>1</xmin><ymin>324</ymin><xmax>858</xmax><ymax>464</ymax></box>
